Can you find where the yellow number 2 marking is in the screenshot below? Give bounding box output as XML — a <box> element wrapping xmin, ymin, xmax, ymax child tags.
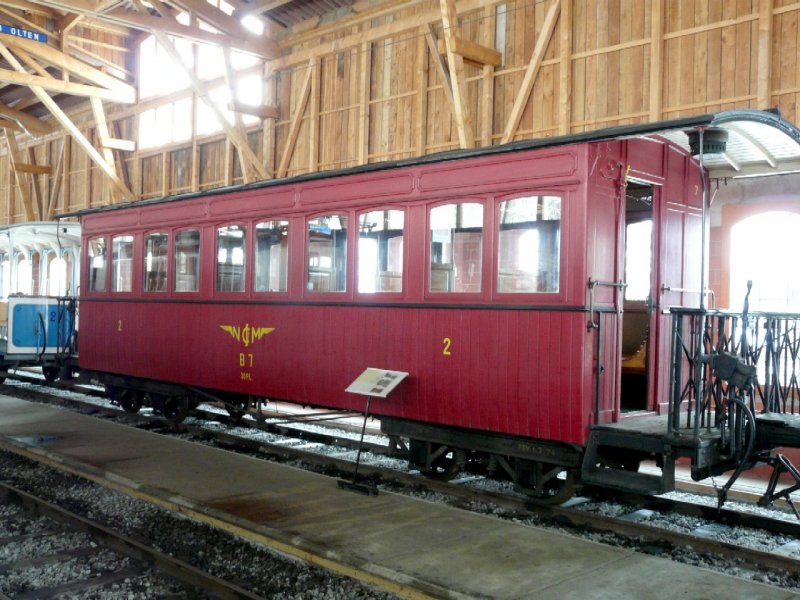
<box><xmin>442</xmin><ymin>337</ymin><xmax>452</xmax><ymax>356</ymax></box>
<box><xmin>117</xmin><ymin>320</ymin><xmax>123</xmax><ymax>332</ymax></box>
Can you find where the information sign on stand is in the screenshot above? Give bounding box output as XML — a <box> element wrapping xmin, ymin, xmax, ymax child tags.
<box><xmin>338</xmin><ymin>368</ymin><xmax>408</xmax><ymax>496</ymax></box>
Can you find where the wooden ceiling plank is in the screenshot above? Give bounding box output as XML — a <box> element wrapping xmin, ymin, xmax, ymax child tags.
<box><xmin>0</xmin><ymin>101</ymin><xmax>53</xmax><ymax>135</ymax></box>
<box><xmin>235</xmin><ymin>0</ymin><xmax>293</xmax><ymax>19</ymax></box>
<box><xmin>439</xmin><ymin>0</ymin><xmax>474</xmax><ymax>149</ymax></box>
<box><xmin>500</xmin><ymin>0</ymin><xmax>560</xmax><ymax>144</ymax></box>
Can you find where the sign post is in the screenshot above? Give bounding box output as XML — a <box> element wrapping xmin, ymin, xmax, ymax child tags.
<box><xmin>337</xmin><ymin>368</ymin><xmax>408</xmax><ymax>496</ymax></box>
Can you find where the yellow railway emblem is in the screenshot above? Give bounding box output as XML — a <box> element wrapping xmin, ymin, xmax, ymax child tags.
<box><xmin>220</xmin><ymin>324</ymin><xmax>275</xmax><ymax>347</ymax></box>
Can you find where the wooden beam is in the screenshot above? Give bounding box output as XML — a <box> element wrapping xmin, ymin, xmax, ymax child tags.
<box><xmin>15</xmin><ymin>162</ymin><xmax>52</xmax><ymax>175</ymax></box>
<box><xmin>425</xmin><ymin>24</ymin><xmax>455</xmax><ymax>112</ymax></box>
<box><xmin>436</xmin><ymin>36</ymin><xmax>501</xmax><ymax>67</ymax></box>
<box><xmin>222</xmin><ymin>46</ymin><xmax>252</xmax><ymax>183</ymax></box>
<box><xmin>558</xmin><ymin>0</ymin><xmax>572</xmax><ymax>135</ymax></box>
<box><xmin>89</xmin><ymin>96</ymin><xmax>121</xmax><ymax>200</ymax></box>
<box><xmin>229</xmin><ymin>100</ymin><xmax>279</xmax><ymax>119</ymax></box>
<box><xmin>756</xmin><ymin>0</ymin><xmax>773</xmax><ymax>109</ymax></box>
<box><xmin>3</xmin><ymin>131</ymin><xmax>35</xmax><ymax>220</ymax></box>
<box><xmin>147</xmin><ymin>28</ymin><xmax>269</xmax><ymax>180</ymax></box>
<box><xmin>0</xmin><ymin>119</ymin><xmax>22</xmax><ymax>131</ymax></box>
<box><xmin>106</xmin><ymin>7</ymin><xmax>279</xmax><ymax>60</ymax></box>
<box><xmin>46</xmin><ymin>139</ymin><xmax>64</xmax><ymax>220</ymax></box>
<box><xmin>479</xmin><ymin>4</ymin><xmax>495</xmax><ymax>147</ymax></box>
<box><xmin>0</xmin><ymin>40</ymin><xmax>134</xmax><ymax>202</ymax></box>
<box><xmin>0</xmin><ymin>66</ymin><xmax>135</xmax><ymax>103</ymax></box>
<box><xmin>3</xmin><ymin>35</ymin><xmax>134</xmax><ymax>96</ymax></box>
<box><xmin>358</xmin><ymin>41</ymin><xmax>371</xmax><ymax>165</ymax></box>
<box><xmin>649</xmin><ymin>0</ymin><xmax>664</xmax><ymax>121</ymax></box>
<box><xmin>0</xmin><ymin>98</ymin><xmax>52</xmax><ymax>134</ymax></box>
<box><xmin>500</xmin><ymin>0</ymin><xmax>560</xmax><ymax>144</ymax></box>
<box><xmin>102</xmin><ymin>138</ymin><xmax>135</xmax><ymax>152</ymax></box>
<box><xmin>277</xmin><ymin>60</ymin><xmax>314</xmax><ymax>178</ymax></box>
<box><xmin>170</xmin><ymin>0</ymin><xmax>247</xmax><ymax>37</ymax></box>
<box><xmin>61</xmin><ymin>13</ymin><xmax>84</xmax><ymax>33</ymax></box>
<box><xmin>439</xmin><ymin>0</ymin><xmax>474</xmax><ymax>149</ymax></box>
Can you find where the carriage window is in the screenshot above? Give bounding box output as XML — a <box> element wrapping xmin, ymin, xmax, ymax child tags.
<box><xmin>429</xmin><ymin>203</ymin><xmax>483</xmax><ymax>293</ymax></box>
<box><xmin>307</xmin><ymin>215</ymin><xmax>347</xmax><ymax>292</ymax></box>
<box><xmin>358</xmin><ymin>210</ymin><xmax>404</xmax><ymax>293</ymax></box>
<box><xmin>88</xmin><ymin>237</ymin><xmax>106</xmax><ymax>292</ymax></box>
<box><xmin>174</xmin><ymin>229</ymin><xmax>200</xmax><ymax>292</ymax></box>
<box><xmin>255</xmin><ymin>221</ymin><xmax>288</xmax><ymax>292</ymax></box>
<box><xmin>497</xmin><ymin>196</ymin><xmax>561</xmax><ymax>293</ymax></box>
<box><xmin>144</xmin><ymin>232</ymin><xmax>168</xmax><ymax>292</ymax></box>
<box><xmin>111</xmin><ymin>235</ymin><xmax>134</xmax><ymax>292</ymax></box>
<box><xmin>217</xmin><ymin>225</ymin><xmax>246</xmax><ymax>292</ymax></box>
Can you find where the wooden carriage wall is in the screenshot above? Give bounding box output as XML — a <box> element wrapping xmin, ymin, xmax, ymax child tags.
<box><xmin>1</xmin><ymin>0</ymin><xmax>799</xmax><ymax>224</ymax></box>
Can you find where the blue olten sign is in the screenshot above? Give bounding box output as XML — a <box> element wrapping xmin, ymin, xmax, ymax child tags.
<box><xmin>0</xmin><ymin>25</ymin><xmax>48</xmax><ymax>43</ymax></box>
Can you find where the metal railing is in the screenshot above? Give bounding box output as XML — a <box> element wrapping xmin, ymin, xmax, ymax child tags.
<box><xmin>668</xmin><ymin>308</ymin><xmax>800</xmax><ymax>439</ymax></box>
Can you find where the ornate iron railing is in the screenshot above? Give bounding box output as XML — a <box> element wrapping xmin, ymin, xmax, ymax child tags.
<box><xmin>668</xmin><ymin>308</ymin><xmax>800</xmax><ymax>438</ymax></box>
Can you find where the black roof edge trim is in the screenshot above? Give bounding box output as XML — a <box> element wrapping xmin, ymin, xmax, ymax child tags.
<box><xmin>66</xmin><ymin>110</ymin><xmax>783</xmax><ymax>220</ymax></box>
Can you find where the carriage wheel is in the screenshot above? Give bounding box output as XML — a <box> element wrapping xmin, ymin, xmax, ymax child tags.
<box><xmin>518</xmin><ymin>462</ymin><xmax>577</xmax><ymax>505</ymax></box>
<box><xmin>161</xmin><ymin>395</ymin><xmax>190</xmax><ymax>423</ymax></box>
<box><xmin>422</xmin><ymin>447</ymin><xmax>467</xmax><ymax>481</ymax></box>
<box><xmin>42</xmin><ymin>366</ymin><xmax>59</xmax><ymax>382</ymax></box>
<box><xmin>118</xmin><ymin>389</ymin><xmax>143</xmax><ymax>414</ymax></box>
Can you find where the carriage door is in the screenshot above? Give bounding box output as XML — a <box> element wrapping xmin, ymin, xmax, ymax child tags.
<box><xmin>619</xmin><ymin>183</ymin><xmax>656</xmax><ymax>414</ymax></box>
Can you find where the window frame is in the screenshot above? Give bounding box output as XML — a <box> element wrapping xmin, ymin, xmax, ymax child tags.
<box><xmin>86</xmin><ymin>235</ymin><xmax>109</xmax><ymax>295</ymax></box>
<box><xmin>492</xmin><ymin>191</ymin><xmax>566</xmax><ymax>304</ymax></box>
<box><xmin>424</xmin><ymin>198</ymin><xmax>489</xmax><ymax>302</ymax></box>
<box><xmin>214</xmin><ymin>222</ymin><xmax>248</xmax><ymax>296</ymax></box>
<box><xmin>303</xmin><ymin>211</ymin><xmax>353</xmax><ymax>299</ymax></box>
<box><xmin>354</xmin><ymin>207</ymin><xmax>407</xmax><ymax>300</ymax></box>
<box><xmin>252</xmin><ymin>218</ymin><xmax>290</xmax><ymax>297</ymax></box>
<box><xmin>143</xmin><ymin>231</ymin><xmax>171</xmax><ymax>294</ymax></box>
<box><xmin>173</xmin><ymin>227</ymin><xmax>202</xmax><ymax>295</ymax></box>
<box><xmin>110</xmin><ymin>234</ymin><xmax>136</xmax><ymax>294</ymax></box>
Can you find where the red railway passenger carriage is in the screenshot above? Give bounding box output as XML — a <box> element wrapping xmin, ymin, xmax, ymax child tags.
<box><xmin>68</xmin><ymin>110</ymin><xmax>800</xmax><ymax>504</ymax></box>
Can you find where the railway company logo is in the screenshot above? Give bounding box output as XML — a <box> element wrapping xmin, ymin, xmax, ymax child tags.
<box><xmin>220</xmin><ymin>324</ymin><xmax>275</xmax><ymax>347</ymax></box>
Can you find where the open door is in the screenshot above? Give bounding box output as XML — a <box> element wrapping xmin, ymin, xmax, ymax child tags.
<box><xmin>619</xmin><ymin>183</ymin><xmax>657</xmax><ymax>414</ymax></box>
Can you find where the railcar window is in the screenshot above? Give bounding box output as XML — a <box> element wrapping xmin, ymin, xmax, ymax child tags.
<box><xmin>88</xmin><ymin>237</ymin><xmax>106</xmax><ymax>292</ymax></box>
<box><xmin>174</xmin><ymin>229</ymin><xmax>200</xmax><ymax>292</ymax></box>
<box><xmin>111</xmin><ymin>235</ymin><xmax>134</xmax><ymax>292</ymax></box>
<box><xmin>307</xmin><ymin>215</ymin><xmax>348</xmax><ymax>293</ymax></box>
<box><xmin>254</xmin><ymin>221</ymin><xmax>288</xmax><ymax>292</ymax></box>
<box><xmin>497</xmin><ymin>196</ymin><xmax>561</xmax><ymax>293</ymax></box>
<box><xmin>144</xmin><ymin>233</ymin><xmax>169</xmax><ymax>292</ymax></box>
<box><xmin>217</xmin><ymin>225</ymin><xmax>246</xmax><ymax>292</ymax></box>
<box><xmin>429</xmin><ymin>203</ymin><xmax>483</xmax><ymax>293</ymax></box>
<box><xmin>358</xmin><ymin>210</ymin><xmax>404</xmax><ymax>293</ymax></box>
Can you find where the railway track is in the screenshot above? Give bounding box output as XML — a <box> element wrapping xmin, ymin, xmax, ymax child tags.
<box><xmin>3</xmin><ymin>373</ymin><xmax>800</xmax><ymax>591</ymax></box>
<box><xmin>0</xmin><ymin>481</ymin><xmax>263</xmax><ymax>599</ymax></box>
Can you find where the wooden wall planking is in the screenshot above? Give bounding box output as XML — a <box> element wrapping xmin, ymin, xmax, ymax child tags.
<box><xmin>1</xmin><ymin>0</ymin><xmax>800</xmax><ymax>221</ymax></box>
